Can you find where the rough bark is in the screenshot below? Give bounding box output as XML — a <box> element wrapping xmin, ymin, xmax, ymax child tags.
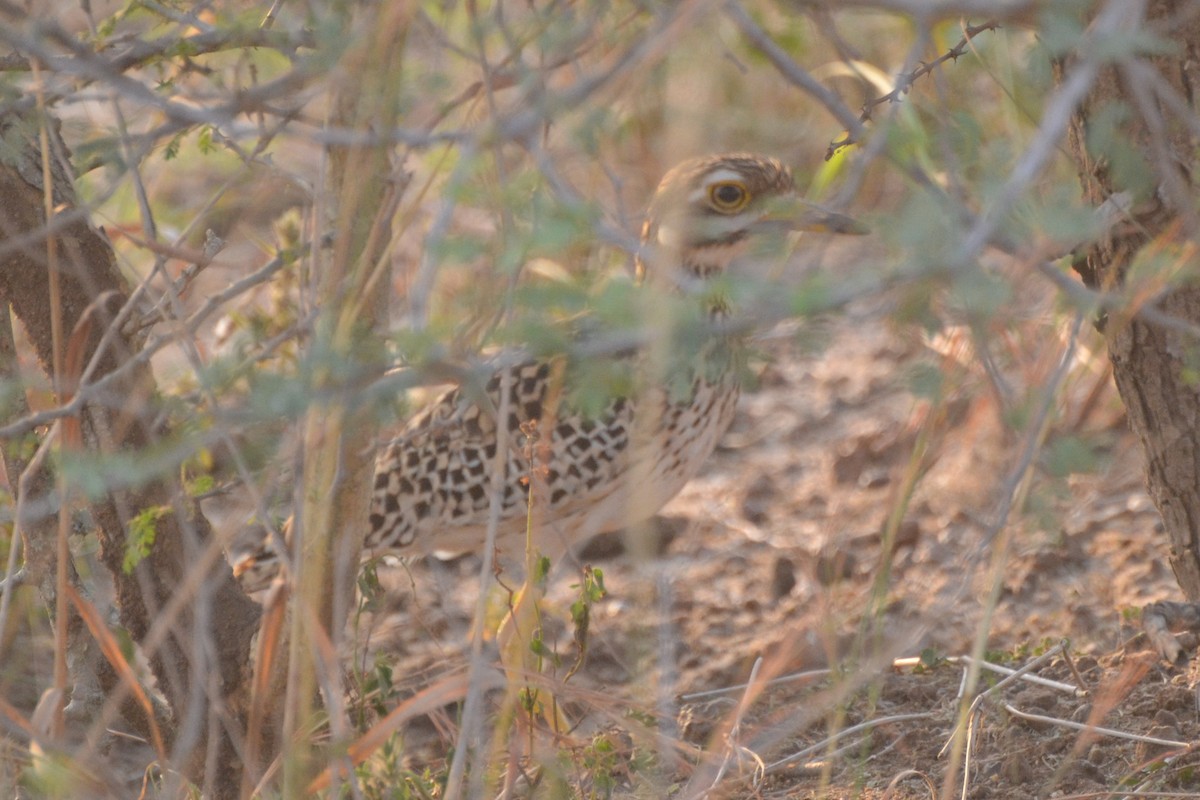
<box><xmin>0</xmin><ymin>112</ymin><xmax>260</xmax><ymax>796</ymax></box>
<box><xmin>0</xmin><ymin>300</ymin><xmax>122</xmax><ymax>734</ymax></box>
<box><xmin>1064</xmin><ymin>1</ymin><xmax>1200</xmax><ymax>599</ymax></box>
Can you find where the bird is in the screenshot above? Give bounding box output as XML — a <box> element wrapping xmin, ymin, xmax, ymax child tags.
<box><xmin>232</xmin><ymin>153</ymin><xmax>863</xmax><ymax>590</ymax></box>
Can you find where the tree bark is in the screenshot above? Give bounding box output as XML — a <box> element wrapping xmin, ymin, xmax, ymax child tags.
<box><xmin>1064</xmin><ymin>0</ymin><xmax>1200</xmax><ymax>599</ymax></box>
<box><xmin>0</xmin><ymin>111</ymin><xmax>260</xmax><ymax>797</ymax></box>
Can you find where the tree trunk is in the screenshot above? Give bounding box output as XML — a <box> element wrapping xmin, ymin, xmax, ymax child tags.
<box><xmin>1064</xmin><ymin>0</ymin><xmax>1200</xmax><ymax>599</ymax></box>
<box><xmin>0</xmin><ymin>111</ymin><xmax>260</xmax><ymax>797</ymax></box>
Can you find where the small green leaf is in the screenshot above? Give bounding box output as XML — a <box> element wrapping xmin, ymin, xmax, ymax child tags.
<box><xmin>1042</xmin><ymin>435</ymin><xmax>1101</xmax><ymax>478</ymax></box>
<box><xmin>905</xmin><ymin>362</ymin><xmax>944</xmax><ymax>401</ymax></box>
<box><xmin>184</xmin><ymin>474</ymin><xmax>214</xmax><ymax>497</ymax></box>
<box><xmin>197</xmin><ymin>126</ymin><xmax>216</xmax><ymax>155</ymax></box>
<box><xmin>533</xmin><ymin>555</ymin><xmax>552</xmax><ymax>584</ymax></box>
<box><xmin>125</xmin><ymin>506</ymin><xmax>170</xmax><ymax>573</ymax></box>
<box><xmin>163</xmin><ymin>131</ymin><xmax>184</xmax><ymax>161</ymax></box>
<box><xmin>918</xmin><ymin>647</ymin><xmax>942</xmax><ymax>670</ymax></box>
<box><xmin>789</xmin><ymin>275</ymin><xmax>833</xmax><ymax>317</ymax></box>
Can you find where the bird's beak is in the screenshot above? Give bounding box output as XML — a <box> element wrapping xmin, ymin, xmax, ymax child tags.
<box><xmin>756</xmin><ymin>196</ymin><xmax>868</xmax><ymax>236</ymax></box>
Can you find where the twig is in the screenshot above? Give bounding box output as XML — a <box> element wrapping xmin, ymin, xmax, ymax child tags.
<box><xmin>895</xmin><ymin>654</ymin><xmax>1083</xmax><ymax>696</ymax></box>
<box><xmin>701</xmin><ymin>657</ymin><xmax>766</xmax><ymax>796</ymax></box>
<box><xmin>0</xmin><ymin>16</ymin><xmax>313</xmax><ymax>74</ymax></box>
<box><xmin>678</xmin><ymin>668</ymin><xmax>832</xmax><ymax>702</ymax></box>
<box><xmin>826</xmin><ymin>21</ymin><xmax>1002</xmax><ymax>159</ymax></box>
<box><xmin>883</xmin><ymin>769</ymin><xmax>937</xmax><ymax>800</ymax></box>
<box><xmin>1059</xmin><ymin>647</ymin><xmax>1091</xmax><ymax>693</ymax></box>
<box><xmin>939</xmin><ymin>607</ymin><xmax>1071</xmax><ymax>758</ymax></box>
<box><xmin>1003</xmin><ymin>703</ymin><xmax>1188</xmax><ymax>749</ymax></box>
<box><xmin>725</xmin><ymin>1</ymin><xmax>866</xmax><ymax>139</ymax></box>
<box><xmin>764</xmin><ymin>712</ymin><xmax>936</xmax><ymax>774</ymax></box>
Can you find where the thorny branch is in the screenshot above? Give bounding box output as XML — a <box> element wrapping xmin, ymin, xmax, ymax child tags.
<box><xmin>6</xmin><ymin>0</ymin><xmax>1200</xmax><ymax>794</ymax></box>
<box><xmin>825</xmin><ymin>20</ymin><xmax>1002</xmax><ymax>159</ymax></box>
<box><xmin>0</xmin><ymin>21</ymin><xmax>313</xmax><ymax>75</ymax></box>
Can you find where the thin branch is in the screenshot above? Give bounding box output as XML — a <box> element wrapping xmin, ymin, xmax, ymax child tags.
<box><xmin>0</xmin><ymin>22</ymin><xmax>313</xmax><ymax>74</ymax></box>
<box><xmin>724</xmin><ymin>1</ymin><xmax>866</xmax><ymax>139</ymax></box>
<box><xmin>825</xmin><ymin>20</ymin><xmax>1002</xmax><ymax>159</ymax></box>
<box><xmin>787</xmin><ymin>0</ymin><xmax>1044</xmax><ymax>14</ymax></box>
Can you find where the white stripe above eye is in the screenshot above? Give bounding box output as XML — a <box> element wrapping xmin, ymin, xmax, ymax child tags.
<box><xmin>687</xmin><ymin>169</ymin><xmax>747</xmax><ymax>204</ymax></box>
<box><xmin>703</xmin><ymin>168</ymin><xmax>746</xmax><ymax>185</ymax></box>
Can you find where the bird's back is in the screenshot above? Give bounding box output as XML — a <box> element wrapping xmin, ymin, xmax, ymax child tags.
<box><xmin>231</xmin><ymin>152</ymin><xmax>860</xmax><ymax>590</ymax></box>
<box><xmin>366</xmin><ymin>351</ymin><xmax>740</xmax><ymax>559</ymax></box>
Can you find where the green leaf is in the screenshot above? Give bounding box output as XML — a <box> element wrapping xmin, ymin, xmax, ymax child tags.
<box><xmin>163</xmin><ymin>131</ymin><xmax>185</xmax><ymax>161</ymax></box>
<box><xmin>809</xmin><ymin>143</ymin><xmax>851</xmax><ymax>199</ymax></box>
<box><xmin>1042</xmin><ymin>435</ymin><xmax>1101</xmax><ymax>478</ymax></box>
<box><xmin>947</xmin><ymin>267</ymin><xmax>1013</xmax><ymax>321</ymax></box>
<box><xmin>918</xmin><ymin>647</ymin><xmax>942</xmax><ymax>670</ymax></box>
<box><xmin>125</xmin><ymin>505</ymin><xmax>170</xmax><ymax>573</ymax></box>
<box><xmin>789</xmin><ymin>274</ymin><xmax>834</xmax><ymax>317</ymax></box>
<box><xmin>1084</xmin><ymin>102</ymin><xmax>1155</xmax><ymax>200</ymax></box>
<box><xmin>197</xmin><ymin>126</ymin><xmax>216</xmax><ymax>155</ymax></box>
<box><xmin>529</xmin><ymin>635</ymin><xmax>549</xmax><ymax>657</ymax></box>
<box><xmin>533</xmin><ymin>555</ymin><xmax>552</xmax><ymax>584</ymax></box>
<box><xmin>905</xmin><ymin>362</ymin><xmax>944</xmax><ymax>401</ymax></box>
<box><xmin>184</xmin><ymin>473</ymin><xmax>214</xmax><ymax>497</ymax></box>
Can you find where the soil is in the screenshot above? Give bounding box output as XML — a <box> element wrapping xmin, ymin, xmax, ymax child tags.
<box><xmin>345</xmin><ymin>262</ymin><xmax>1200</xmax><ymax>799</ymax></box>
<box><xmin>4</xmin><ymin>231</ymin><xmax>1196</xmax><ymax>799</ymax></box>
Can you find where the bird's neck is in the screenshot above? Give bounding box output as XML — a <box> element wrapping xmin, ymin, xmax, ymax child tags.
<box><xmin>680</xmin><ymin>237</ymin><xmax>747</xmax><ymax>279</ymax></box>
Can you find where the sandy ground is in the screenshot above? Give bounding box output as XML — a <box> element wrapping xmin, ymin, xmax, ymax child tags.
<box><xmin>2</xmin><ymin>234</ymin><xmax>1194</xmax><ymax>799</ymax></box>
<box><xmin>346</xmin><ymin>261</ymin><xmax>1196</xmax><ymax>798</ymax></box>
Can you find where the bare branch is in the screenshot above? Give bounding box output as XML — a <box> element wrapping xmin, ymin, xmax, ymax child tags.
<box><xmin>824</xmin><ymin>20</ymin><xmax>1002</xmax><ymax>159</ymax></box>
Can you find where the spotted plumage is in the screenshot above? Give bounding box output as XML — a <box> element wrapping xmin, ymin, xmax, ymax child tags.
<box><xmin>233</xmin><ymin>153</ymin><xmax>861</xmax><ymax>589</ymax></box>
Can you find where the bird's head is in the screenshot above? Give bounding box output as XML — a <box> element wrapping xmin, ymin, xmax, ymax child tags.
<box><xmin>636</xmin><ymin>153</ymin><xmax>863</xmax><ymax>288</ymax></box>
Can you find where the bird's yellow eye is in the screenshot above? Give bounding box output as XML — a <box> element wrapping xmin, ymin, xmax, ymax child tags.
<box><xmin>708</xmin><ymin>181</ymin><xmax>750</xmax><ymax>212</ymax></box>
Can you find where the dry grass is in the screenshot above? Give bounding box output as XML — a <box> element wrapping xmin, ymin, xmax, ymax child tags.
<box><xmin>1</xmin><ymin>2</ymin><xmax>1193</xmax><ymax>798</ymax></box>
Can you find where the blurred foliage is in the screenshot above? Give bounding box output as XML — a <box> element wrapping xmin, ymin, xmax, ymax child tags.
<box><xmin>0</xmin><ymin>0</ymin><xmax>1177</xmax><ymax>795</ymax></box>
